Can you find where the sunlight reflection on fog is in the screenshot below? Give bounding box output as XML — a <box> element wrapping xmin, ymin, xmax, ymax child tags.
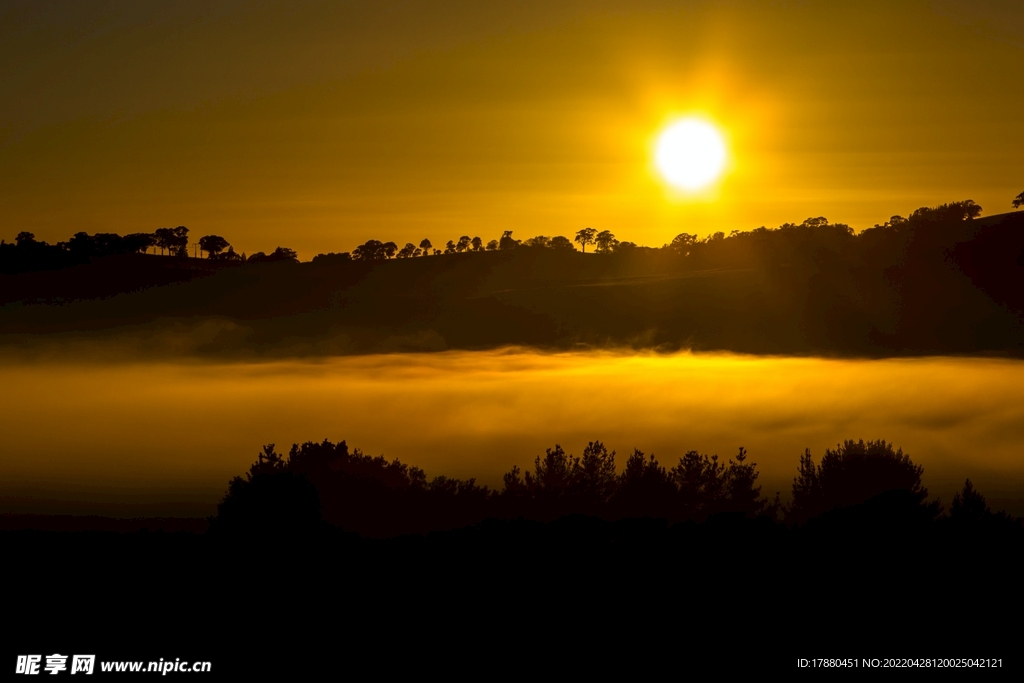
<box><xmin>2</xmin><ymin>349</ymin><xmax>1023</xmax><ymax>516</ymax></box>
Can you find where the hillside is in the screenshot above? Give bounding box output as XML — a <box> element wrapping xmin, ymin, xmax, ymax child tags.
<box><xmin>1</xmin><ymin>211</ymin><xmax>1022</xmax><ymax>358</ymax></box>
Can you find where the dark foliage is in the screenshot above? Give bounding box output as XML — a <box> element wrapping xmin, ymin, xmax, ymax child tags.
<box><xmin>0</xmin><ymin>230</ymin><xmax>157</xmax><ymax>274</ymax></box>
<box><xmin>212</xmin><ymin>440</ymin><xmax>491</xmax><ymax>537</ymax></box>
<box><xmin>210</xmin><ymin>433</ymin><xmax>1023</xmax><ymax>550</ymax></box>
<box><xmin>247</xmin><ymin>246</ymin><xmax>299</xmax><ymax>263</ymax></box>
<box><xmin>208</xmin><ymin>445</ymin><xmax>322</xmax><ymax>535</ymax></box>
<box><xmin>211</xmin><ymin>438</ymin><xmax>781</xmax><ymax>537</ymax></box>
<box><xmin>352</xmin><ymin>239</ymin><xmax>391</xmax><ymax>261</ymax></box>
<box><xmin>788</xmin><ymin>439</ymin><xmax>934</xmax><ymax>523</ymax></box>
<box><xmin>154</xmin><ymin>226</ymin><xmax>189</xmax><ymax>257</ymax></box>
<box><xmin>198</xmin><ymin>234</ymin><xmax>230</xmax><ymax>258</ymax></box>
<box><xmin>9</xmin><ymin>435</ymin><xmax>1024</xmax><ymax>674</ymax></box>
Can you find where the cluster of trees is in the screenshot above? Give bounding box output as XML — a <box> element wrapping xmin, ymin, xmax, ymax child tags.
<box><xmin>319</xmin><ymin>195</ymin><xmax>1015</xmax><ymax>266</ymax></box>
<box><xmin>498</xmin><ymin>442</ymin><xmax>773</xmax><ymax>521</ymax></box>
<box><xmin>867</xmin><ymin>199</ymin><xmax>982</xmax><ymax>230</ymax></box>
<box><xmin>211</xmin><ymin>435</ymin><xmax>1016</xmax><ymax>538</ymax></box>
<box><xmin>571</xmin><ymin>227</ymin><xmax>630</xmax><ymax>253</ymax></box>
<box><xmin>0</xmin><ymin>230</ymin><xmax>163</xmax><ymax>274</ymax></box>
<box><xmin>345</xmin><ymin>236</ymin><xmax>498</xmax><ymax>262</ymax></box>
<box><xmin>0</xmin><ymin>227</ymin><xmax>301</xmax><ymax>274</ymax></box>
<box><xmin>789</xmin><ymin>440</ymin><xmax>932</xmax><ymax>523</ymax></box>
<box><xmin>326</xmin><ymin>218</ymin><xmax>844</xmax><ymax>264</ymax></box>
<box><xmin>332</xmin><ymin>229</ymin><xmax>608</xmax><ymax>263</ymax></box>
<box><xmin>11</xmin><ymin>194</ymin><xmax>1011</xmax><ymax>275</ymax></box>
<box><xmin>245</xmin><ymin>246</ymin><xmax>298</xmax><ymax>264</ymax></box>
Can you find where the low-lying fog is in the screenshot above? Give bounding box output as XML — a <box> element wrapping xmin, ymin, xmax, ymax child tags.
<box><xmin>3</xmin><ymin>349</ymin><xmax>1023</xmax><ymax>517</ymax></box>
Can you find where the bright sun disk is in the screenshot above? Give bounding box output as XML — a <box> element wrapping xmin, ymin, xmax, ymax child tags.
<box><xmin>655</xmin><ymin>118</ymin><xmax>727</xmax><ymax>191</ymax></box>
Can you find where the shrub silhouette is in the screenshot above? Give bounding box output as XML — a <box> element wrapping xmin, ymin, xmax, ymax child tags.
<box><xmin>203</xmin><ymin>436</ymin><xmax>1024</xmax><ymax>540</ymax></box>
<box><xmin>788</xmin><ymin>439</ymin><xmax>929</xmax><ymax>523</ymax></box>
<box><xmin>500</xmin><ymin>443</ymin><xmax>775</xmax><ymax>522</ymax></box>
<box><xmin>210</xmin><ymin>444</ymin><xmax>322</xmax><ymax>535</ymax></box>
<box><xmin>216</xmin><ymin>439</ymin><xmax>491</xmax><ymax>537</ymax></box>
<box><xmin>949</xmin><ymin>478</ymin><xmax>989</xmax><ymax>525</ymax></box>
<box><xmin>212</xmin><ymin>438</ymin><xmax>785</xmax><ymax>535</ymax></box>
<box><xmin>612</xmin><ymin>448</ymin><xmax>676</xmax><ymax>519</ymax></box>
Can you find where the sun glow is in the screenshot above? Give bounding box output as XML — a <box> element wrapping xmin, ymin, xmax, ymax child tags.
<box><xmin>654</xmin><ymin>118</ymin><xmax>728</xmax><ymax>191</ymax></box>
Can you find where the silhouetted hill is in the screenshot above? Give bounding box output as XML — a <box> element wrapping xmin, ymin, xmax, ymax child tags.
<box><xmin>0</xmin><ymin>253</ymin><xmax>227</xmax><ymax>306</ymax></box>
<box><xmin>2</xmin><ymin>210</ymin><xmax>1022</xmax><ymax>357</ymax></box>
<box><xmin>6</xmin><ymin>436</ymin><xmax>1022</xmax><ymax>673</ymax></box>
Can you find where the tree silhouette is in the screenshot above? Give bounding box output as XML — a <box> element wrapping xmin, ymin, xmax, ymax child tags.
<box><xmin>670</xmin><ymin>450</ymin><xmax>726</xmax><ymax>518</ymax></box>
<box><xmin>501</xmin><ymin>464</ymin><xmax>526</xmax><ymax>496</ymax></box>
<box><xmin>499</xmin><ymin>231</ymin><xmax>520</xmax><ymax>250</ymax></box>
<box><xmin>614</xmin><ymin>448</ymin><xmax>674</xmax><ymax>518</ymax></box>
<box><xmin>247</xmin><ymin>247</ymin><xmax>298</xmax><ymax>263</ymax></box>
<box><xmin>791</xmin><ymin>449</ymin><xmax>817</xmax><ymax>516</ymax></box>
<box><xmin>170</xmin><ymin>226</ymin><xmax>189</xmax><ymax>254</ymax></box>
<box><xmin>124</xmin><ymin>232</ymin><xmax>156</xmax><ymax>254</ymax></box>
<box><xmin>908</xmin><ymin>200</ymin><xmax>981</xmax><ymax>224</ymax></box>
<box><xmin>594</xmin><ymin>230</ymin><xmax>619</xmax><ymax>254</ymax></box>
<box><xmin>153</xmin><ymin>228</ymin><xmax>172</xmax><ymax>255</ymax></box>
<box><xmin>154</xmin><ymin>226</ymin><xmax>188</xmax><ymax>257</ymax></box>
<box><xmin>669</xmin><ymin>232</ymin><xmax>698</xmax><ymax>254</ymax></box>
<box><xmin>1013</xmin><ymin>191</ymin><xmax>1023</xmax><ymax>210</ymax></box>
<box><xmin>353</xmin><ymin>240</ymin><xmax>387</xmax><ymax>261</ymax></box>
<box><xmin>270</xmin><ymin>247</ymin><xmax>298</xmax><ymax>262</ymax></box>
<box><xmin>209</xmin><ymin>444</ymin><xmax>321</xmax><ymax>535</ymax></box>
<box><xmin>203</xmin><ymin>432</ymin><xmax>1022</xmax><ymax>542</ymax></box>
<box><xmin>456</xmin><ymin>236</ymin><xmax>471</xmax><ymax>253</ymax></box>
<box><xmin>573</xmin><ymin>440</ymin><xmax>616</xmax><ymax>508</ymax></box>
<box><xmin>198</xmin><ymin>235</ymin><xmax>229</xmax><ymax>259</ymax></box>
<box><xmin>485</xmin><ymin>239</ymin><xmax>498</xmax><ymax>251</ymax></box>
<box><xmin>550</xmin><ymin>236</ymin><xmax>574</xmax><ymax>250</ymax></box>
<box><xmin>524</xmin><ymin>444</ymin><xmax>577</xmax><ymax>499</ymax></box>
<box><xmin>419</xmin><ymin>238</ymin><xmax>433</xmax><ymax>255</ymax></box>
<box><xmin>950</xmin><ymin>479</ymin><xmax>989</xmax><ymax>524</ymax></box>
<box><xmin>152</xmin><ymin>228</ymin><xmax>171</xmax><ymax>254</ymax></box>
<box><xmin>471</xmin><ymin>236</ymin><xmax>483</xmax><ymax>252</ymax></box>
<box><xmin>788</xmin><ymin>439</ymin><xmax>929</xmax><ymax>523</ymax></box>
<box><xmin>219</xmin><ymin>245</ymin><xmax>243</xmax><ymax>261</ymax></box>
<box><xmin>56</xmin><ymin>231</ymin><xmax>155</xmax><ymax>258</ymax></box>
<box><xmin>574</xmin><ymin>227</ymin><xmax>597</xmax><ymax>253</ymax></box>
<box><xmin>722</xmin><ymin>446</ymin><xmax>773</xmax><ymax>517</ymax></box>
<box><xmin>397</xmin><ymin>243</ymin><xmax>417</xmax><ymax>259</ymax></box>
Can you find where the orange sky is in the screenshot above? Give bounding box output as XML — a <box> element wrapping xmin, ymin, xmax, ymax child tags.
<box><xmin>1</xmin><ymin>0</ymin><xmax>1021</xmax><ymax>259</ymax></box>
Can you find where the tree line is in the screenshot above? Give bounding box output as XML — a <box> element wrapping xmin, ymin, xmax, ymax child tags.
<box><xmin>5</xmin><ymin>192</ymin><xmax>1020</xmax><ymax>275</ymax></box>
<box><xmin>0</xmin><ymin>226</ymin><xmax>299</xmax><ymax>275</ymax></box>
<box><xmin>318</xmin><ymin>228</ymin><xmax>625</xmax><ymax>263</ymax></box>
<box><xmin>211</xmin><ymin>436</ymin><xmax>1018</xmax><ymax>539</ymax></box>
<box><xmin>315</xmin><ymin>194</ymin><xmax>1019</xmax><ymax>266</ymax></box>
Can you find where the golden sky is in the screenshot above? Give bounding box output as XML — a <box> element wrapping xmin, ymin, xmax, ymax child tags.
<box><xmin>1</xmin><ymin>0</ymin><xmax>1021</xmax><ymax>258</ymax></box>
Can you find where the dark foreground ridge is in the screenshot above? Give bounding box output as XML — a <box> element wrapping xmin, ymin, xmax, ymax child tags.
<box><xmin>8</xmin><ymin>437</ymin><xmax>1024</xmax><ymax>672</ymax></box>
<box><xmin>2</xmin><ymin>200</ymin><xmax>1023</xmax><ymax>358</ymax></box>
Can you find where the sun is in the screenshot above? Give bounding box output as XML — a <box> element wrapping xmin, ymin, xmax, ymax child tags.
<box><xmin>654</xmin><ymin>118</ymin><xmax>728</xmax><ymax>191</ymax></box>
